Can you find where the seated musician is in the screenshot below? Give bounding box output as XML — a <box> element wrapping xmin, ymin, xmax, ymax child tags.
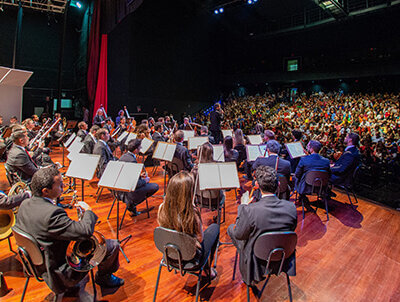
<box><xmin>233</xmin><ymin>129</ymin><xmax>246</xmax><ymax>168</ymax></box>
<box><xmin>152</xmin><ymin>122</ymin><xmax>166</xmax><ymax>142</ymax></box>
<box><xmin>119</xmin><ymin>139</ymin><xmax>159</xmax><ymax>216</ymax></box>
<box><xmin>93</xmin><ymin>108</ymin><xmax>106</xmax><ymax>127</ymax></box>
<box><xmin>76</xmin><ymin>121</ymin><xmax>88</xmax><ymax>141</ymax></box>
<box><xmin>0</xmin><ymin>189</ymin><xmax>31</xmax><ymax>210</ymax></box>
<box><xmin>223</xmin><ymin>136</ymin><xmax>239</xmax><ymax>163</ymax></box>
<box><xmin>6</xmin><ymin>129</ymin><xmax>39</xmax><ymax>183</ymax></box>
<box><xmin>173</xmin><ymin>130</ymin><xmax>194</xmax><ymax>171</ymax></box>
<box><xmin>14</xmin><ymin>166</ymin><xmax>124</xmax><ymax>296</ymax></box>
<box><xmin>22</xmin><ymin>118</ymin><xmax>37</xmax><ymax>140</ymax></box>
<box><xmin>227</xmin><ymin>166</ymin><xmax>297</xmax><ymax>287</ymax></box>
<box><xmin>50</xmin><ymin>113</ymin><xmax>64</xmax><ymax>144</ymax></box>
<box><xmin>80</xmin><ymin>125</ymin><xmax>99</xmax><ymax>154</ymax></box>
<box><xmin>32</xmin><ymin>114</ymin><xmax>40</xmax><ymax>126</ymax></box>
<box><xmin>93</xmin><ymin>128</ymin><xmax>115</xmax><ymax>178</ymax></box>
<box><xmin>158</xmin><ymin>171</ymin><xmax>219</xmax><ymax>279</ymax></box>
<box><xmin>104</xmin><ymin>117</ymin><xmax>113</xmax><ymax>133</ymax></box>
<box><xmin>199</xmin><ymin>125</ymin><xmax>215</xmax><ymax>144</ymax></box>
<box><xmin>179</xmin><ymin>117</ymin><xmax>193</xmax><ymax>130</ymax></box>
<box><xmin>115</xmin><ymin>110</ymin><xmax>125</xmax><ymax>126</ymax></box>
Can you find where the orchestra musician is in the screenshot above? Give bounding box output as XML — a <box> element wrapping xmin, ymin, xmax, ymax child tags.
<box><xmin>118</xmin><ymin>139</ymin><xmax>159</xmax><ymax>217</ymax></box>
<box><xmin>152</xmin><ymin>122</ymin><xmax>167</xmax><ymax>142</ymax></box>
<box><xmin>209</xmin><ymin>103</ymin><xmax>224</xmax><ymax>144</ymax></box>
<box><xmin>22</xmin><ymin>118</ymin><xmax>37</xmax><ymax>140</ymax></box>
<box><xmin>76</xmin><ymin>121</ymin><xmax>88</xmax><ymax>141</ymax></box>
<box><xmin>116</xmin><ymin>110</ymin><xmax>125</xmax><ymax>126</ymax></box>
<box><xmin>179</xmin><ymin>117</ymin><xmax>193</xmax><ymax>131</ymax></box>
<box><xmin>50</xmin><ymin>113</ymin><xmax>64</xmax><ymax>144</ymax></box>
<box><xmin>93</xmin><ymin>108</ymin><xmax>106</xmax><ymax>127</ymax></box>
<box><xmin>173</xmin><ymin>130</ymin><xmax>194</xmax><ymax>171</ymax></box>
<box><xmin>32</xmin><ymin>114</ymin><xmax>40</xmax><ymax>127</ymax></box>
<box><xmin>0</xmin><ymin>189</ymin><xmax>31</xmax><ymax>209</ymax></box>
<box><xmin>14</xmin><ymin>166</ymin><xmax>124</xmax><ymax>295</ymax></box>
<box><xmin>0</xmin><ymin>115</ymin><xmax>5</xmax><ymax>134</ymax></box>
<box><xmin>80</xmin><ymin>125</ymin><xmax>99</xmax><ymax>154</ymax></box>
<box><xmin>93</xmin><ymin>128</ymin><xmax>115</xmax><ymax>178</ymax></box>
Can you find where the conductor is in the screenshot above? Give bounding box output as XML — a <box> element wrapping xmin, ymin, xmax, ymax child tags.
<box><xmin>209</xmin><ymin>103</ymin><xmax>224</xmax><ymax>144</ymax></box>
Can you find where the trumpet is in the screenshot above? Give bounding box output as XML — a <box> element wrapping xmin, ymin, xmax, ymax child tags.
<box><xmin>66</xmin><ymin>192</ymin><xmax>107</xmax><ymax>272</ymax></box>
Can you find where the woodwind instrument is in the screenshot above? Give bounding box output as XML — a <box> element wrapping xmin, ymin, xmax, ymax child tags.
<box><xmin>28</xmin><ymin>118</ymin><xmax>51</xmax><ymax>149</ymax></box>
<box><xmin>100</xmin><ymin>104</ymin><xmax>108</xmax><ymax>119</ymax></box>
<box><xmin>31</xmin><ymin>117</ymin><xmax>61</xmax><ymax>151</ymax></box>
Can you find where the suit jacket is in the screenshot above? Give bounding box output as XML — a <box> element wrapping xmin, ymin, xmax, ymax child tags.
<box><xmin>6</xmin><ymin>145</ymin><xmax>39</xmax><ymax>182</ymax></box>
<box><xmin>15</xmin><ymin>196</ymin><xmax>97</xmax><ymax>294</ymax></box>
<box><xmin>93</xmin><ymin>141</ymin><xmax>115</xmax><ymax>178</ymax></box>
<box><xmin>0</xmin><ymin>191</ymin><xmax>30</xmax><ymax>209</ymax></box>
<box><xmin>80</xmin><ymin>134</ymin><xmax>96</xmax><ymax>154</ymax></box>
<box><xmin>76</xmin><ymin>129</ymin><xmax>87</xmax><ymax>141</ymax></box>
<box><xmin>294</xmin><ymin>153</ymin><xmax>330</xmax><ymax>195</ymax></box>
<box><xmin>252</xmin><ymin>155</ymin><xmax>291</xmax><ymax>181</ymax></box>
<box><xmin>330</xmin><ymin>146</ymin><xmax>360</xmax><ymax>185</ymax></box>
<box><xmin>152</xmin><ymin>131</ymin><xmax>165</xmax><ymax>143</ymax></box>
<box><xmin>229</xmin><ymin>195</ymin><xmax>297</xmax><ymax>285</ymax></box>
<box><xmin>174</xmin><ymin>143</ymin><xmax>193</xmax><ymax>171</ymax></box>
<box><xmin>93</xmin><ymin>115</ymin><xmax>105</xmax><ymax>127</ymax></box>
<box><xmin>209</xmin><ymin>110</ymin><xmax>222</xmax><ymax>131</ymax></box>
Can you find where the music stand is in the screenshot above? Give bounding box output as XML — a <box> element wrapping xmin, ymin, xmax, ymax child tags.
<box><xmin>247</xmin><ymin>134</ymin><xmax>263</xmax><ymax>145</ymax></box>
<box><xmin>285</xmin><ymin>141</ymin><xmax>307</xmax><ymax>159</ymax></box>
<box><xmin>65</xmin><ymin>154</ymin><xmax>100</xmax><ymax>201</ymax></box>
<box><xmin>222</xmin><ymin>129</ymin><xmax>233</xmax><ymax>139</ymax></box>
<box><xmin>61</xmin><ymin>132</ymin><xmax>76</xmax><ymax>168</ymax></box>
<box><xmin>152</xmin><ymin>141</ymin><xmax>177</xmax><ymax>197</ymax></box>
<box><xmin>188</xmin><ymin>136</ymin><xmax>209</xmax><ymax>150</ymax></box>
<box><xmin>212</xmin><ymin>144</ymin><xmax>225</xmax><ymax>162</ymax></box>
<box><xmin>97</xmin><ymin>161</ymin><xmax>143</xmax><ymax>263</ymax></box>
<box><xmin>182</xmin><ymin>130</ymin><xmax>195</xmax><ymax>141</ymax></box>
<box><xmin>246</xmin><ymin>144</ymin><xmax>268</xmax><ymax>162</ymax></box>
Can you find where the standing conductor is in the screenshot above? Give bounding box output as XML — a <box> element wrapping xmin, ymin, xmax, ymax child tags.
<box><xmin>209</xmin><ymin>103</ymin><xmax>224</xmax><ymax>144</ymax></box>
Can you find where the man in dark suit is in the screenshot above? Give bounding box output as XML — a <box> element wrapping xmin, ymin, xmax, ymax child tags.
<box><xmin>209</xmin><ymin>103</ymin><xmax>223</xmax><ymax>144</ymax></box>
<box><xmin>295</xmin><ymin>140</ymin><xmax>330</xmax><ymax>207</ymax></box>
<box><xmin>173</xmin><ymin>130</ymin><xmax>193</xmax><ymax>171</ymax></box>
<box><xmin>152</xmin><ymin>122</ymin><xmax>166</xmax><ymax>142</ymax></box>
<box><xmin>227</xmin><ymin>166</ymin><xmax>297</xmax><ymax>286</ymax></box>
<box><xmin>93</xmin><ymin>128</ymin><xmax>115</xmax><ymax>178</ymax></box>
<box><xmin>0</xmin><ymin>190</ymin><xmax>31</xmax><ymax>209</ymax></box>
<box><xmin>252</xmin><ymin>140</ymin><xmax>291</xmax><ymax>199</ymax></box>
<box><xmin>330</xmin><ymin>133</ymin><xmax>360</xmax><ymax>186</ymax></box>
<box><xmin>118</xmin><ymin>139</ymin><xmax>159</xmax><ymax>216</ymax></box>
<box><xmin>76</xmin><ymin>121</ymin><xmax>88</xmax><ymax>141</ymax></box>
<box><xmin>14</xmin><ymin>166</ymin><xmax>124</xmax><ymax>295</ymax></box>
<box><xmin>6</xmin><ymin>129</ymin><xmax>39</xmax><ymax>182</ymax></box>
<box><xmin>199</xmin><ymin>125</ymin><xmax>215</xmax><ymax>144</ymax></box>
<box><xmin>93</xmin><ymin>108</ymin><xmax>106</xmax><ymax>127</ymax></box>
<box><xmin>80</xmin><ymin>125</ymin><xmax>99</xmax><ymax>154</ymax></box>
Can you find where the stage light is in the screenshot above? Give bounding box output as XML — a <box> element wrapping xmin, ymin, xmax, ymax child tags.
<box><xmin>76</xmin><ymin>1</ymin><xmax>82</xmax><ymax>8</ymax></box>
<box><xmin>248</xmin><ymin>0</ymin><xmax>253</xmax><ymax>4</ymax></box>
<box><xmin>219</xmin><ymin>7</ymin><xmax>224</xmax><ymax>13</ymax></box>
<box><xmin>71</xmin><ymin>1</ymin><xmax>83</xmax><ymax>9</ymax></box>
<box><xmin>214</xmin><ymin>9</ymin><xmax>219</xmax><ymax>14</ymax></box>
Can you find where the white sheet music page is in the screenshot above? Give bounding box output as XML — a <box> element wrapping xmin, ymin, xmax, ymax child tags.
<box><xmin>182</xmin><ymin>130</ymin><xmax>195</xmax><ymax>141</ymax></box>
<box><xmin>117</xmin><ymin>131</ymin><xmax>129</xmax><ymax>142</ymax></box>
<box><xmin>98</xmin><ymin>161</ymin><xmax>124</xmax><ymax>188</ymax></box>
<box><xmin>67</xmin><ymin>139</ymin><xmax>84</xmax><ymax>153</ymax></box>
<box><xmin>65</xmin><ymin>132</ymin><xmax>76</xmax><ymax>147</ymax></box>
<box><xmin>222</xmin><ymin>129</ymin><xmax>233</xmax><ymax>138</ymax></box>
<box><xmin>116</xmin><ymin>162</ymin><xmax>143</xmax><ymax>191</ymax></box>
<box><xmin>258</xmin><ymin>145</ymin><xmax>268</xmax><ymax>158</ymax></box>
<box><xmin>188</xmin><ymin>136</ymin><xmax>209</xmax><ymax>150</ymax></box>
<box><xmin>213</xmin><ymin>145</ymin><xmax>225</xmax><ymax>162</ymax></box>
<box><xmin>140</xmin><ymin>137</ymin><xmax>154</xmax><ymax>154</ymax></box>
<box><xmin>164</xmin><ymin>143</ymin><xmax>177</xmax><ymax>162</ymax></box>
<box><xmin>198</xmin><ymin>163</ymin><xmax>220</xmax><ymax>190</ymax></box>
<box><xmin>219</xmin><ymin>162</ymin><xmax>240</xmax><ymax>189</ymax></box>
<box><xmin>66</xmin><ymin>154</ymin><xmax>100</xmax><ymax>180</ymax></box>
<box><xmin>286</xmin><ymin>142</ymin><xmax>306</xmax><ymax>159</ymax></box>
<box><xmin>246</xmin><ymin>145</ymin><xmax>264</xmax><ymax>161</ymax></box>
<box><xmin>124</xmin><ymin>132</ymin><xmax>137</xmax><ymax>145</ymax></box>
<box><xmin>247</xmin><ymin>135</ymin><xmax>262</xmax><ymax>145</ymax></box>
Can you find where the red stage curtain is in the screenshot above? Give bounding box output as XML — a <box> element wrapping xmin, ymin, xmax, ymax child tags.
<box><xmin>93</xmin><ymin>34</ymin><xmax>108</xmax><ymax>117</ymax></box>
<box><xmin>87</xmin><ymin>0</ymin><xmax>101</xmax><ymax>118</ymax></box>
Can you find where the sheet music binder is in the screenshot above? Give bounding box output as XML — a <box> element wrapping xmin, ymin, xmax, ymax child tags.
<box><xmin>198</xmin><ymin>162</ymin><xmax>239</xmax><ymax>190</ymax></box>
<box><xmin>124</xmin><ymin>132</ymin><xmax>137</xmax><ymax>145</ymax></box>
<box><xmin>285</xmin><ymin>142</ymin><xmax>307</xmax><ymax>159</ymax></box>
<box><xmin>64</xmin><ymin>132</ymin><xmax>76</xmax><ymax>147</ymax></box>
<box><xmin>66</xmin><ymin>154</ymin><xmax>100</xmax><ymax>180</ymax></box>
<box><xmin>212</xmin><ymin>144</ymin><xmax>225</xmax><ymax>162</ymax></box>
<box><xmin>247</xmin><ymin>135</ymin><xmax>263</xmax><ymax>145</ymax></box>
<box><xmin>140</xmin><ymin>137</ymin><xmax>154</xmax><ymax>154</ymax></box>
<box><xmin>67</xmin><ymin>139</ymin><xmax>84</xmax><ymax>154</ymax></box>
<box><xmin>246</xmin><ymin>144</ymin><xmax>268</xmax><ymax>162</ymax></box>
<box><xmin>188</xmin><ymin>136</ymin><xmax>209</xmax><ymax>150</ymax></box>
<box><xmin>117</xmin><ymin>131</ymin><xmax>129</xmax><ymax>142</ymax></box>
<box><xmin>98</xmin><ymin>161</ymin><xmax>142</xmax><ymax>192</ymax></box>
<box><xmin>222</xmin><ymin>129</ymin><xmax>233</xmax><ymax>138</ymax></box>
<box><xmin>182</xmin><ymin>130</ymin><xmax>195</xmax><ymax>141</ymax></box>
<box><xmin>152</xmin><ymin>141</ymin><xmax>177</xmax><ymax>162</ymax></box>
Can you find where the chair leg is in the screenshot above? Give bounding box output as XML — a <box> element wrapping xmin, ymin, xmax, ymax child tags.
<box><xmin>90</xmin><ymin>269</ymin><xmax>97</xmax><ymax>302</ymax></box>
<box><xmin>153</xmin><ymin>263</ymin><xmax>162</xmax><ymax>302</ymax></box>
<box><xmin>352</xmin><ymin>189</ymin><xmax>359</xmax><ymax>204</ymax></box>
<box><xmin>301</xmin><ymin>197</ymin><xmax>305</xmax><ymax>219</ymax></box>
<box><xmin>213</xmin><ymin>241</ymin><xmax>220</xmax><ymax>268</ymax></box>
<box><xmin>8</xmin><ymin>237</ymin><xmax>16</xmax><ymax>254</ymax></box>
<box><xmin>146</xmin><ymin>198</ymin><xmax>150</xmax><ymax>218</ymax></box>
<box><xmin>21</xmin><ymin>277</ymin><xmax>30</xmax><ymax>302</ymax></box>
<box><xmin>195</xmin><ymin>273</ymin><xmax>202</xmax><ymax>302</ymax></box>
<box><xmin>344</xmin><ymin>188</ymin><xmax>354</xmax><ymax>207</ymax></box>
<box><xmin>324</xmin><ymin>197</ymin><xmax>329</xmax><ymax>221</ymax></box>
<box><xmin>107</xmin><ymin>197</ymin><xmax>117</xmax><ymax>220</ymax></box>
<box><xmin>247</xmin><ymin>285</ymin><xmax>250</xmax><ymax>302</ymax></box>
<box><xmin>286</xmin><ymin>273</ymin><xmax>293</xmax><ymax>302</ymax></box>
<box><xmin>232</xmin><ymin>250</ymin><xmax>238</xmax><ymax>281</ymax></box>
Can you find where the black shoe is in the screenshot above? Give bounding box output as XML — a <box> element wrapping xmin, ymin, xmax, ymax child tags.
<box><xmin>95</xmin><ymin>273</ymin><xmax>125</xmax><ymax>288</ymax></box>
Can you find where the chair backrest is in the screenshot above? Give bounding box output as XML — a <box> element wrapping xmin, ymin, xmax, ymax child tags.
<box><xmin>154</xmin><ymin>227</ymin><xmax>197</xmax><ymax>261</ymax></box>
<box><xmin>12</xmin><ymin>227</ymin><xmax>44</xmax><ymax>280</ymax></box>
<box><xmin>4</xmin><ymin>163</ymin><xmax>20</xmax><ymax>186</ymax></box>
<box><xmin>166</xmin><ymin>157</ymin><xmax>185</xmax><ymax>178</ymax></box>
<box><xmin>253</xmin><ymin>231</ymin><xmax>297</xmax><ymax>276</ymax></box>
<box><xmin>196</xmin><ymin>188</ymin><xmax>224</xmax><ymax>210</ymax></box>
<box><xmin>276</xmin><ymin>174</ymin><xmax>289</xmax><ymax>195</ymax></box>
<box><xmin>305</xmin><ymin>170</ymin><xmax>329</xmax><ymax>187</ymax></box>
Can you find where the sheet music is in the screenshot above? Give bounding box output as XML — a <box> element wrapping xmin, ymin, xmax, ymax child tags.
<box><xmin>182</xmin><ymin>130</ymin><xmax>195</xmax><ymax>141</ymax></box>
<box><xmin>188</xmin><ymin>136</ymin><xmax>209</xmax><ymax>150</ymax></box>
<box><xmin>65</xmin><ymin>133</ymin><xmax>76</xmax><ymax>147</ymax></box>
<box><xmin>198</xmin><ymin>164</ymin><xmax>220</xmax><ymax>190</ymax></box>
<box><xmin>98</xmin><ymin>161</ymin><xmax>124</xmax><ymax>188</ymax></box>
<box><xmin>213</xmin><ymin>145</ymin><xmax>225</xmax><ymax>162</ymax></box>
<box><xmin>153</xmin><ymin>142</ymin><xmax>176</xmax><ymax>162</ymax></box>
<box><xmin>67</xmin><ymin>140</ymin><xmax>84</xmax><ymax>154</ymax></box>
<box><xmin>66</xmin><ymin>154</ymin><xmax>100</xmax><ymax>180</ymax></box>
<box><xmin>285</xmin><ymin>142</ymin><xmax>306</xmax><ymax>159</ymax></box>
<box><xmin>140</xmin><ymin>137</ymin><xmax>154</xmax><ymax>154</ymax></box>
<box><xmin>222</xmin><ymin>129</ymin><xmax>233</xmax><ymax>138</ymax></box>
<box><xmin>219</xmin><ymin>162</ymin><xmax>240</xmax><ymax>188</ymax></box>
<box><xmin>246</xmin><ymin>144</ymin><xmax>266</xmax><ymax>162</ymax></box>
<box><xmin>117</xmin><ymin>131</ymin><xmax>129</xmax><ymax>142</ymax></box>
<box><xmin>115</xmin><ymin>162</ymin><xmax>142</xmax><ymax>191</ymax></box>
<box><xmin>258</xmin><ymin>145</ymin><xmax>268</xmax><ymax>158</ymax></box>
<box><xmin>247</xmin><ymin>135</ymin><xmax>262</xmax><ymax>145</ymax></box>
<box><xmin>124</xmin><ymin>132</ymin><xmax>137</xmax><ymax>145</ymax></box>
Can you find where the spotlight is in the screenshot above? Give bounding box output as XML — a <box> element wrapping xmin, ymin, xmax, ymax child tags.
<box><xmin>219</xmin><ymin>7</ymin><xmax>224</xmax><ymax>13</ymax></box>
<box><xmin>248</xmin><ymin>0</ymin><xmax>253</xmax><ymax>4</ymax></box>
<box><xmin>214</xmin><ymin>9</ymin><xmax>219</xmax><ymax>14</ymax></box>
<box><xmin>76</xmin><ymin>2</ymin><xmax>82</xmax><ymax>9</ymax></box>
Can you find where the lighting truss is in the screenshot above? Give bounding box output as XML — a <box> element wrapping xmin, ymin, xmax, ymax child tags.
<box><xmin>314</xmin><ymin>0</ymin><xmax>348</xmax><ymax>19</ymax></box>
<box><xmin>0</xmin><ymin>0</ymin><xmax>68</xmax><ymax>14</ymax></box>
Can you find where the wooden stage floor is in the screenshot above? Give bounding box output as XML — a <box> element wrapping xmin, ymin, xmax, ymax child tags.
<box><xmin>0</xmin><ymin>146</ymin><xmax>399</xmax><ymax>302</ymax></box>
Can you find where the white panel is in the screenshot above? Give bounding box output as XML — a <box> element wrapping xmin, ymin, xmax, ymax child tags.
<box><xmin>0</xmin><ymin>69</ymin><xmax>33</xmax><ymax>86</ymax></box>
<box><xmin>0</xmin><ymin>85</ymin><xmax>23</xmax><ymax>124</ymax></box>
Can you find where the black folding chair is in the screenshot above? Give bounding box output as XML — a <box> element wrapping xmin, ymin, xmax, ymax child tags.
<box><xmin>304</xmin><ymin>170</ymin><xmax>330</xmax><ymax>220</ymax></box>
<box><xmin>332</xmin><ymin>165</ymin><xmax>360</xmax><ymax>206</ymax></box>
<box><xmin>276</xmin><ymin>174</ymin><xmax>290</xmax><ymax>200</ymax></box>
<box><xmin>153</xmin><ymin>227</ymin><xmax>213</xmax><ymax>302</ymax></box>
<box><xmin>232</xmin><ymin>231</ymin><xmax>297</xmax><ymax>302</ymax></box>
<box><xmin>196</xmin><ymin>189</ymin><xmax>225</xmax><ymax>225</ymax></box>
<box><xmin>4</xmin><ymin>163</ymin><xmax>22</xmax><ymax>186</ymax></box>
